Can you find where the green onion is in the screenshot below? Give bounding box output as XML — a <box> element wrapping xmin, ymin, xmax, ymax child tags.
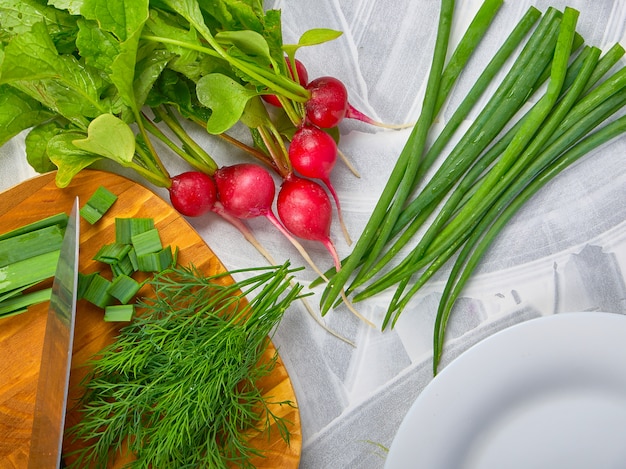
<box><xmin>80</xmin><ymin>186</ymin><xmax>117</xmax><ymax>224</ymax></box>
<box><xmin>77</xmin><ymin>272</ymin><xmax>99</xmax><ymax>300</ymax></box>
<box><xmin>136</xmin><ymin>246</ymin><xmax>174</xmax><ymax>272</ymax></box>
<box><xmin>93</xmin><ymin>242</ymin><xmax>132</xmax><ymax>265</ymax></box>
<box><xmin>408</xmin><ymin>7</ymin><xmax>578</xmax><ymax>273</ymax></box>
<box><xmin>0</xmin><ymin>288</ymin><xmax>52</xmax><ymax>319</ymax></box>
<box><xmin>345</xmin><ymin>6</ymin><xmax>546</xmax><ymax>293</ymax></box>
<box><xmin>0</xmin><ymin>250</ymin><xmax>60</xmax><ymax>295</ymax></box>
<box><xmin>103</xmin><ymin>304</ymin><xmax>135</xmax><ymax>322</ymax></box>
<box><xmin>432</xmin><ymin>111</ymin><xmax>626</xmax><ymax>371</ymax></box>
<box><xmin>115</xmin><ymin>218</ymin><xmax>155</xmax><ymax>244</ymax></box>
<box><xmin>345</xmin><ymin>8</ymin><xmax>564</xmax><ymax>300</ymax></box>
<box><xmin>320</xmin><ymin>0</ymin><xmax>458</xmax><ymax>313</ymax></box>
<box><xmin>0</xmin><ymin>212</ymin><xmax>67</xmax><ymax>316</ymax></box>
<box><xmin>0</xmin><ymin>213</ymin><xmax>68</xmax><ymax>242</ymax></box>
<box><xmin>131</xmin><ymin>228</ymin><xmax>163</xmax><ymax>256</ymax></box>
<box><xmin>111</xmin><ymin>254</ymin><xmax>135</xmax><ymax>277</ymax></box>
<box><xmin>315</xmin><ymin>4</ymin><xmax>626</xmax><ymax>373</ymax></box>
<box><xmin>107</xmin><ymin>274</ymin><xmax>141</xmax><ymax>304</ymax></box>
<box><xmin>82</xmin><ymin>274</ymin><xmax>114</xmax><ymax>309</ymax></box>
<box><xmin>0</xmin><ymin>224</ymin><xmax>65</xmax><ymax>267</ymax></box>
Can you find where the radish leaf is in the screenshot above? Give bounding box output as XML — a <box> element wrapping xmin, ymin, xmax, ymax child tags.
<box><xmin>0</xmin><ymin>22</ymin><xmax>105</xmax><ymax>127</ymax></box>
<box><xmin>216</xmin><ymin>30</ymin><xmax>278</xmax><ymax>70</ymax></box>
<box><xmin>48</xmin><ymin>131</ymin><xmax>102</xmax><ymax>188</ymax></box>
<box><xmin>72</xmin><ymin>113</ymin><xmax>136</xmax><ymax>164</ymax></box>
<box><xmin>196</xmin><ymin>73</ymin><xmax>259</xmax><ymax>134</ymax></box>
<box><xmin>24</xmin><ymin>120</ymin><xmax>66</xmax><ymax>173</ymax></box>
<box><xmin>283</xmin><ymin>28</ymin><xmax>342</xmax><ymax>57</ymax></box>
<box><xmin>0</xmin><ymin>85</ymin><xmax>54</xmax><ymax>146</ymax></box>
<box><xmin>81</xmin><ymin>0</ymin><xmax>150</xmax><ymax>116</ymax></box>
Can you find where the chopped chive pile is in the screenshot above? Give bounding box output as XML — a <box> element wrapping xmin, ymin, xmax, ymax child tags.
<box><xmin>80</xmin><ymin>215</ymin><xmax>176</xmax><ymax>321</ymax></box>
<box><xmin>0</xmin><ymin>185</ymin><xmax>175</xmax><ymax>323</ymax></box>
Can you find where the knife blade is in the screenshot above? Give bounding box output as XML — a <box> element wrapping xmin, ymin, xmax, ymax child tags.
<box><xmin>28</xmin><ymin>197</ymin><xmax>80</xmax><ymax>468</ymax></box>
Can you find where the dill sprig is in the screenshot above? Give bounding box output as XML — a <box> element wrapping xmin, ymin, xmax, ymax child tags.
<box><xmin>65</xmin><ymin>262</ymin><xmax>304</xmax><ymax>468</ymax></box>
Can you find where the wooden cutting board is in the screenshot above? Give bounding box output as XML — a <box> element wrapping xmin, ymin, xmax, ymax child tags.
<box><xmin>0</xmin><ymin>170</ymin><xmax>301</xmax><ymax>468</ymax></box>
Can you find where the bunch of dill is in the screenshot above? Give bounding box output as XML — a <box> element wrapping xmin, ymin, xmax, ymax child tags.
<box><xmin>65</xmin><ymin>262</ymin><xmax>304</xmax><ymax>468</ymax></box>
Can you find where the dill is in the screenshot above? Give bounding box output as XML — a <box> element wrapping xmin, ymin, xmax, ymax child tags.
<box><xmin>65</xmin><ymin>262</ymin><xmax>304</xmax><ymax>468</ymax></box>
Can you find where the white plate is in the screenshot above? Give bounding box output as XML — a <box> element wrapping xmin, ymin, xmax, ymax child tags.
<box><xmin>385</xmin><ymin>312</ymin><xmax>626</xmax><ymax>469</ymax></box>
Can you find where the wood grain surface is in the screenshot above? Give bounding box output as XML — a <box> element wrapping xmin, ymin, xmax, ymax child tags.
<box><xmin>0</xmin><ymin>170</ymin><xmax>301</xmax><ymax>468</ymax></box>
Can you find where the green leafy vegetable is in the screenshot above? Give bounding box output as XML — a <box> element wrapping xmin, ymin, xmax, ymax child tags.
<box><xmin>196</xmin><ymin>73</ymin><xmax>261</xmax><ymax>134</ymax></box>
<box><xmin>72</xmin><ymin>114</ymin><xmax>136</xmax><ymax>164</ymax></box>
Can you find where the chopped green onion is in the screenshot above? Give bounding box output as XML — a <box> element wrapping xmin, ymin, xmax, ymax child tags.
<box><xmin>77</xmin><ymin>272</ymin><xmax>99</xmax><ymax>300</ymax></box>
<box><xmin>93</xmin><ymin>242</ymin><xmax>132</xmax><ymax>264</ymax></box>
<box><xmin>80</xmin><ymin>186</ymin><xmax>118</xmax><ymax>224</ymax></box>
<box><xmin>0</xmin><ymin>250</ymin><xmax>60</xmax><ymax>295</ymax></box>
<box><xmin>137</xmin><ymin>246</ymin><xmax>174</xmax><ymax>272</ymax></box>
<box><xmin>103</xmin><ymin>304</ymin><xmax>135</xmax><ymax>322</ymax></box>
<box><xmin>111</xmin><ymin>254</ymin><xmax>136</xmax><ymax>277</ymax></box>
<box><xmin>107</xmin><ymin>274</ymin><xmax>141</xmax><ymax>304</ymax></box>
<box><xmin>128</xmin><ymin>248</ymin><xmax>139</xmax><ymax>271</ymax></box>
<box><xmin>131</xmin><ymin>228</ymin><xmax>163</xmax><ymax>256</ymax></box>
<box><xmin>0</xmin><ymin>288</ymin><xmax>52</xmax><ymax>318</ymax></box>
<box><xmin>115</xmin><ymin>218</ymin><xmax>155</xmax><ymax>244</ymax></box>
<box><xmin>82</xmin><ymin>273</ymin><xmax>114</xmax><ymax>309</ymax></box>
<box><xmin>0</xmin><ymin>224</ymin><xmax>65</xmax><ymax>267</ymax></box>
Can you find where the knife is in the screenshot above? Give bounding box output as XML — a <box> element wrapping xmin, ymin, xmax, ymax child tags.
<box><xmin>28</xmin><ymin>197</ymin><xmax>80</xmax><ymax>468</ymax></box>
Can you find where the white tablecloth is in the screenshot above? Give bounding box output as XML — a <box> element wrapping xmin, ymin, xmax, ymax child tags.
<box><xmin>2</xmin><ymin>1</ymin><xmax>626</xmax><ymax>467</ymax></box>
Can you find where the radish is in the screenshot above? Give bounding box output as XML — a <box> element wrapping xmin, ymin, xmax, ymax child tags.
<box><xmin>213</xmin><ymin>163</ymin><xmax>327</xmax><ymax>276</ymax></box>
<box><xmin>263</xmin><ymin>58</ymin><xmax>309</xmax><ymax>107</ymax></box>
<box><xmin>305</xmin><ymin>76</ymin><xmax>412</xmax><ymax>130</ymax></box>
<box><xmin>277</xmin><ymin>175</ymin><xmax>374</xmax><ymax>326</ymax></box>
<box><xmin>304</xmin><ymin>76</ymin><xmax>349</xmax><ymax>129</ymax></box>
<box><xmin>169</xmin><ymin>171</ymin><xmax>217</xmax><ymax>217</ymax></box>
<box><xmin>277</xmin><ymin>176</ymin><xmax>335</xmax><ymax>254</ymax></box>
<box><xmin>288</xmin><ymin>124</ymin><xmax>351</xmax><ymax>244</ymax></box>
<box><xmin>214</xmin><ymin>163</ymin><xmax>276</xmax><ymax>218</ymax></box>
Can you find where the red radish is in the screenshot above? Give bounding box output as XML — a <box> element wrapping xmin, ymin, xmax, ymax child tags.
<box><xmin>277</xmin><ymin>175</ymin><xmax>374</xmax><ymax>326</ymax></box>
<box><xmin>277</xmin><ymin>176</ymin><xmax>339</xmax><ymax>267</ymax></box>
<box><xmin>214</xmin><ymin>163</ymin><xmax>275</xmax><ymax>218</ymax></box>
<box><xmin>214</xmin><ymin>163</ymin><xmax>327</xmax><ymax>277</ymax></box>
<box><xmin>169</xmin><ymin>171</ymin><xmax>217</xmax><ymax>217</ymax></box>
<box><xmin>305</xmin><ymin>76</ymin><xmax>412</xmax><ymax>129</ymax></box>
<box><xmin>263</xmin><ymin>58</ymin><xmax>309</xmax><ymax>107</ymax></box>
<box><xmin>305</xmin><ymin>76</ymin><xmax>349</xmax><ymax>128</ymax></box>
<box><xmin>288</xmin><ymin>124</ymin><xmax>351</xmax><ymax>244</ymax></box>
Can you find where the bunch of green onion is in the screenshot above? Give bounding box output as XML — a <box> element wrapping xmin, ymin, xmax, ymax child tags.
<box><xmin>320</xmin><ymin>1</ymin><xmax>626</xmax><ymax>373</ymax></box>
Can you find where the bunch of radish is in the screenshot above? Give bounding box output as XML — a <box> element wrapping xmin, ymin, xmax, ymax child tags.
<box><xmin>163</xmin><ymin>56</ymin><xmax>405</xmax><ymax>328</ymax></box>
